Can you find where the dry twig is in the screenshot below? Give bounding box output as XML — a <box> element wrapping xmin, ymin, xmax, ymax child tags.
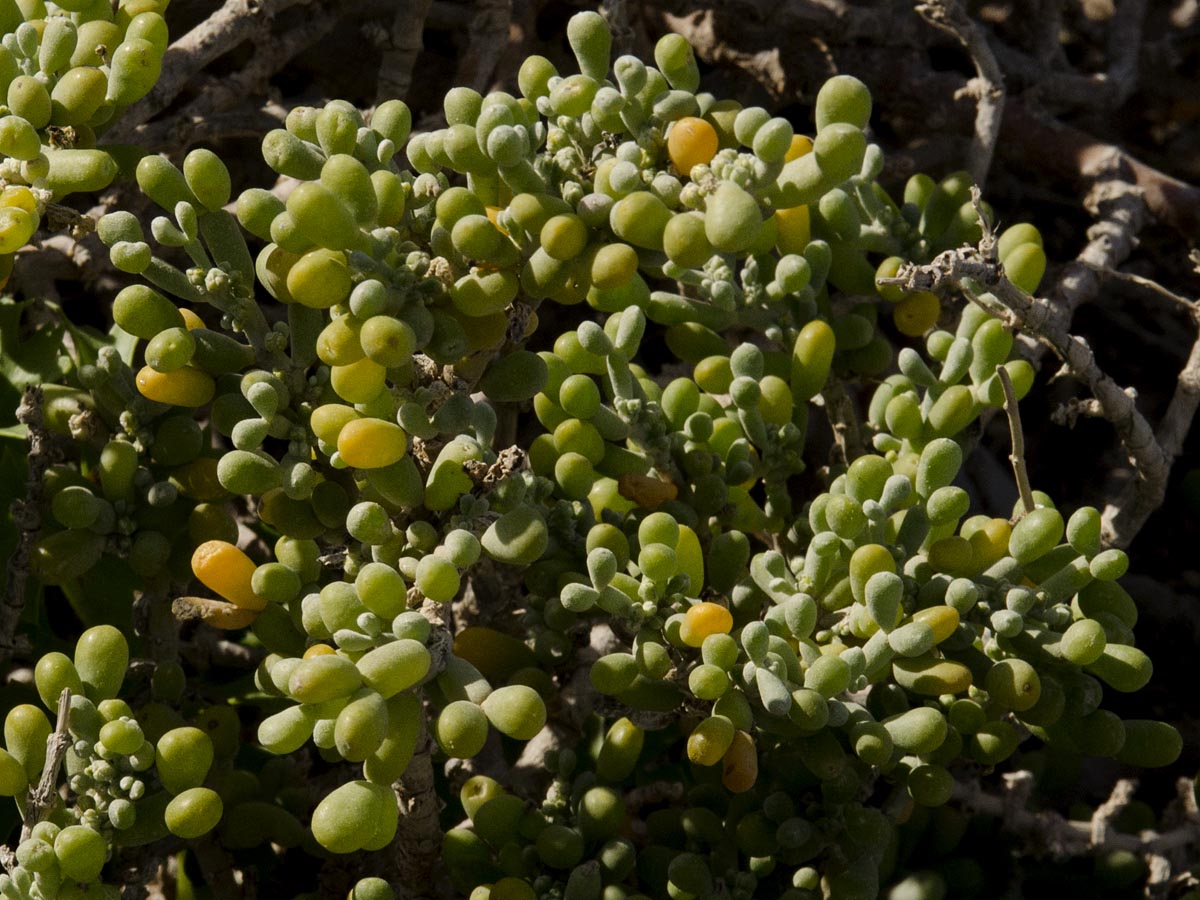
<box><xmin>997</xmin><ymin>365</ymin><xmax>1035</xmax><ymax>518</ymax></box>
<box><xmin>453</xmin><ymin>0</ymin><xmax>514</xmax><ymax>93</ymax></box>
<box><xmin>376</xmin><ymin>0</ymin><xmax>435</xmax><ymax>105</ymax></box>
<box><xmin>819</xmin><ymin>379</ymin><xmax>866</xmax><ymax>466</ymax></box>
<box><xmin>1</xmin><ymin>387</ymin><xmax>56</xmax><ymax>663</ymax></box>
<box><xmin>915</xmin><ymin>0</ymin><xmax>1005</xmax><ymax>188</ymax></box>
<box><xmin>109</xmin><ymin>0</ymin><xmax>316</xmax><ymax>142</ymax></box>
<box><xmin>19</xmin><ymin>688</ymin><xmax>73</xmax><ymax>842</ymax></box>
<box><xmin>124</xmin><ymin>0</ymin><xmax>345</xmax><ymax>149</ymax></box>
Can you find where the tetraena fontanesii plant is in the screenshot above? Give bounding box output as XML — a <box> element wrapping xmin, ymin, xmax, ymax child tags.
<box><xmin>0</xmin><ymin>5</ymin><xmax>1183</xmax><ymax>900</ymax></box>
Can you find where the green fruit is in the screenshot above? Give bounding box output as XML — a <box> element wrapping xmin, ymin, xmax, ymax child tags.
<box><xmin>596</xmin><ymin>717</ymin><xmax>643</xmax><ymax>782</ymax></box>
<box><xmin>1085</xmin><ymin>643</ymin><xmax>1152</xmax><ymax>693</ymax></box>
<box><xmin>125</xmin><ymin>12</ymin><xmax>169</xmax><ymax>54</ymax></box>
<box><xmin>334</xmin><ymin>690</ymin><xmax>389</xmax><ymax>761</ymax></box>
<box><xmin>321</xmin><ymin>153</ymin><xmax>377</xmax><ymax>224</ymax></box>
<box><xmin>54</xmin><ymin>825</ymin><xmax>107</xmax><ymax>881</ymax></box>
<box><xmin>107</xmin><ymin>37</ymin><xmax>162</xmax><ymax>105</ymax></box>
<box><xmin>663</xmin><ymin>211</ymin><xmax>713</xmax><ymax>268</ymax></box>
<box><xmin>287</xmin><ymin>654</ymin><xmax>362</xmax><ymax>704</ymax></box>
<box><xmin>8</xmin><ymin>75</ymin><xmax>51</xmax><ymax>129</ymax></box>
<box><xmin>791</xmin><ymin>319</ymin><xmax>836</xmax><ymax>401</ymax></box>
<box><xmin>1064</xmin><ymin>709</ymin><xmax>1125</xmax><ymax>757</ymax></box>
<box><xmin>705</xmin><ymin>182</ymin><xmax>762</xmax><ymax>253</ymax></box>
<box><xmin>32</xmin><ymin>529</ymin><xmax>106</xmax><ymax>584</ymax></box>
<box><xmin>44</xmin><ymin>148</ymin><xmax>118</xmax><ymax>197</ymax></box>
<box><xmin>99</xmin><ymin>717</ymin><xmax>143</xmax><ymax>755</ymax></box>
<box><xmin>1115</xmin><ymin>720</ymin><xmax>1181</xmax><ymax>768</ymax></box>
<box><xmin>288</xmin><ymin>181</ymin><xmax>360</xmax><ymax>251</ymax></box>
<box><xmin>351</xmin><ymin>878</ymin><xmax>396</xmax><ymax>900</ymax></box>
<box><xmin>4</xmin><ymin>704</ymin><xmax>50</xmax><ymax>781</ymax></box>
<box><xmin>435</xmin><ymin>700</ymin><xmax>489</xmax><ymax>758</ymax></box>
<box><xmin>165</xmin><ymin>787</ymin><xmax>224</xmax><ymax>839</ymax></box>
<box><xmin>481</xmin><ymin>506</ymin><xmax>548</xmax><ymax>566</ymax></box>
<box><xmin>1060</xmin><ymin>619</ymin><xmax>1107</xmax><ymax>666</ymax></box>
<box><xmin>372</xmin><ymin>99</ymin><xmax>412</xmax><ymax>146</ymax></box>
<box><xmin>892</xmin><ymin>656</ymin><xmax>972</xmax><ymax>696</ymax></box>
<box><xmin>356</xmin><ymin>640</ymin><xmax>432</xmax><ymax>698</ymax></box>
<box><xmin>258</xmin><ymin>705</ymin><xmax>316</xmax><ymax>755</ymax></box>
<box><xmin>907</xmin><ymin>763</ymin><xmax>954</xmax><ymax>806</ymax></box>
<box><xmin>968</xmin><ymin>720</ymin><xmax>1019</xmax><ymax>765</ymax></box>
<box><xmin>536</xmin><ymin>824</ymin><xmax>585</xmax><ymax>869</ymax></box>
<box><xmin>566</xmin><ymin>11</ymin><xmax>612</xmax><ymax>81</ymax></box>
<box><xmin>472</xmin><ymin>792</ymin><xmax>524</xmax><ymax>846</ymax></box>
<box><xmin>0</xmin><ymin>114</ymin><xmax>40</xmax><ymax>160</ymax></box>
<box><xmin>34</xmin><ymin>652</ymin><xmax>84</xmax><ymax>711</ymax></box>
<box><xmin>985</xmin><ymin>658</ymin><xmax>1041</xmax><ymax>711</ymax></box>
<box><xmin>1004</xmin><ymin>242</ymin><xmax>1046</xmax><ymax>294</ymax></box>
<box><xmin>183</xmin><ymin>148</ymin><xmax>232</xmax><ymax>211</ymax></box>
<box><xmin>0</xmin><ymin>747</ymin><xmax>27</xmax><ymax>796</ymax></box>
<box><xmin>813</xmin><ymin>123</ymin><xmax>866</xmax><ymax>182</ymax></box>
<box><xmin>50</xmin><ymin>66</ymin><xmax>107</xmax><ymax>126</ymax></box>
<box><xmin>263</xmin><ymin>128</ymin><xmax>325</xmax><ymax>180</ymax></box>
<box><xmin>480</xmin><ymin>685</ymin><xmax>546</xmax><ymax>740</ymax></box>
<box><xmin>1009</xmin><ymin>507</ymin><xmax>1064</xmax><ymax>564</ymax></box>
<box><xmin>883</xmin><ymin>706</ymin><xmax>948</xmax><ymax>755</ymax></box>
<box><xmin>311</xmin><ymin>780</ymin><xmax>397</xmax><ymax>853</ymax></box>
<box><xmin>156</xmin><ymin>727</ymin><xmax>214</xmax><ymax>795</ymax></box>
<box><xmin>815</xmin><ymin>74</ymin><xmax>872</xmax><ymax>130</ymax></box>
<box><xmin>916</xmin><ymin>438</ymin><xmax>963</xmax><ymax>497</ymax></box>
<box><xmin>610</xmin><ymin>192</ymin><xmax>672</xmax><ymax>250</ymax></box>
<box><xmin>74</xmin><ymin>625</ymin><xmax>129</xmax><ymax>702</ymax></box>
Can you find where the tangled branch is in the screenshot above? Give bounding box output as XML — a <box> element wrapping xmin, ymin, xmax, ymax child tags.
<box><xmin>954</xmin><ymin>774</ymin><xmax>1200</xmax><ymax>894</ymax></box>
<box><xmin>878</xmin><ymin>199</ymin><xmax>1191</xmax><ymax>549</ymax></box>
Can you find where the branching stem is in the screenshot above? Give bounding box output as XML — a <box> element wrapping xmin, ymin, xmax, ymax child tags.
<box><xmin>19</xmin><ymin>688</ymin><xmax>73</xmax><ymax>843</ymax></box>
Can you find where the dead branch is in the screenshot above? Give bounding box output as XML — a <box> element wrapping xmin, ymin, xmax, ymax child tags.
<box><xmin>711</xmin><ymin>0</ymin><xmax>936</xmax><ymax>49</ymax></box>
<box><xmin>453</xmin><ymin>0</ymin><xmax>514</xmax><ymax>94</ymax></box>
<box><xmin>1</xmin><ymin>387</ymin><xmax>56</xmax><ymax>663</ymax></box>
<box><xmin>1001</xmin><ymin>102</ymin><xmax>1199</xmax><ymax>238</ymax></box>
<box><xmin>954</xmin><ymin>774</ymin><xmax>1200</xmax><ymax>862</ymax></box>
<box><xmin>376</xmin><ymin>0</ymin><xmax>435</xmax><ymax>105</ymax></box>
<box><xmin>130</xmin><ymin>102</ymin><xmax>290</xmax><ymax>154</ymax></box>
<box><xmin>19</xmin><ymin>688</ymin><xmax>72</xmax><ymax>842</ymax></box>
<box><xmin>393</xmin><ymin>725</ymin><xmax>441</xmax><ymax>899</ymax></box>
<box><xmin>124</xmin><ymin>0</ymin><xmax>343</xmax><ymax>150</ymax></box>
<box><xmin>818</xmin><ymin>379</ymin><xmax>865</xmax><ymax>467</ymax></box>
<box><xmin>1102</xmin><ymin>293</ymin><xmax>1200</xmax><ymax>545</ymax></box>
<box><xmin>1104</xmin><ymin>0</ymin><xmax>1148</xmax><ymax>108</ymax></box>
<box><xmin>880</xmin><ymin>230</ymin><xmax>1168</xmax><ymax>546</ymax></box>
<box><xmin>915</xmin><ymin>0</ymin><xmax>1005</xmax><ymax>188</ymax></box>
<box><xmin>1034</xmin><ymin>158</ymin><xmax>1151</xmax><ymax>360</ymax></box>
<box><xmin>115</xmin><ymin>844</ymin><xmax>169</xmax><ymax>900</ymax></box>
<box><xmin>179</xmin><ymin>628</ymin><xmax>264</xmax><ymax>669</ymax></box>
<box><xmin>603</xmin><ymin>0</ymin><xmax>637</xmax><ymax>58</ymax></box>
<box><xmin>993</xmin><ymin>0</ymin><xmax>1145</xmax><ymax>113</ymax></box>
<box><xmin>109</xmin><ymin>0</ymin><xmax>317</xmax><ymax>142</ymax></box>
